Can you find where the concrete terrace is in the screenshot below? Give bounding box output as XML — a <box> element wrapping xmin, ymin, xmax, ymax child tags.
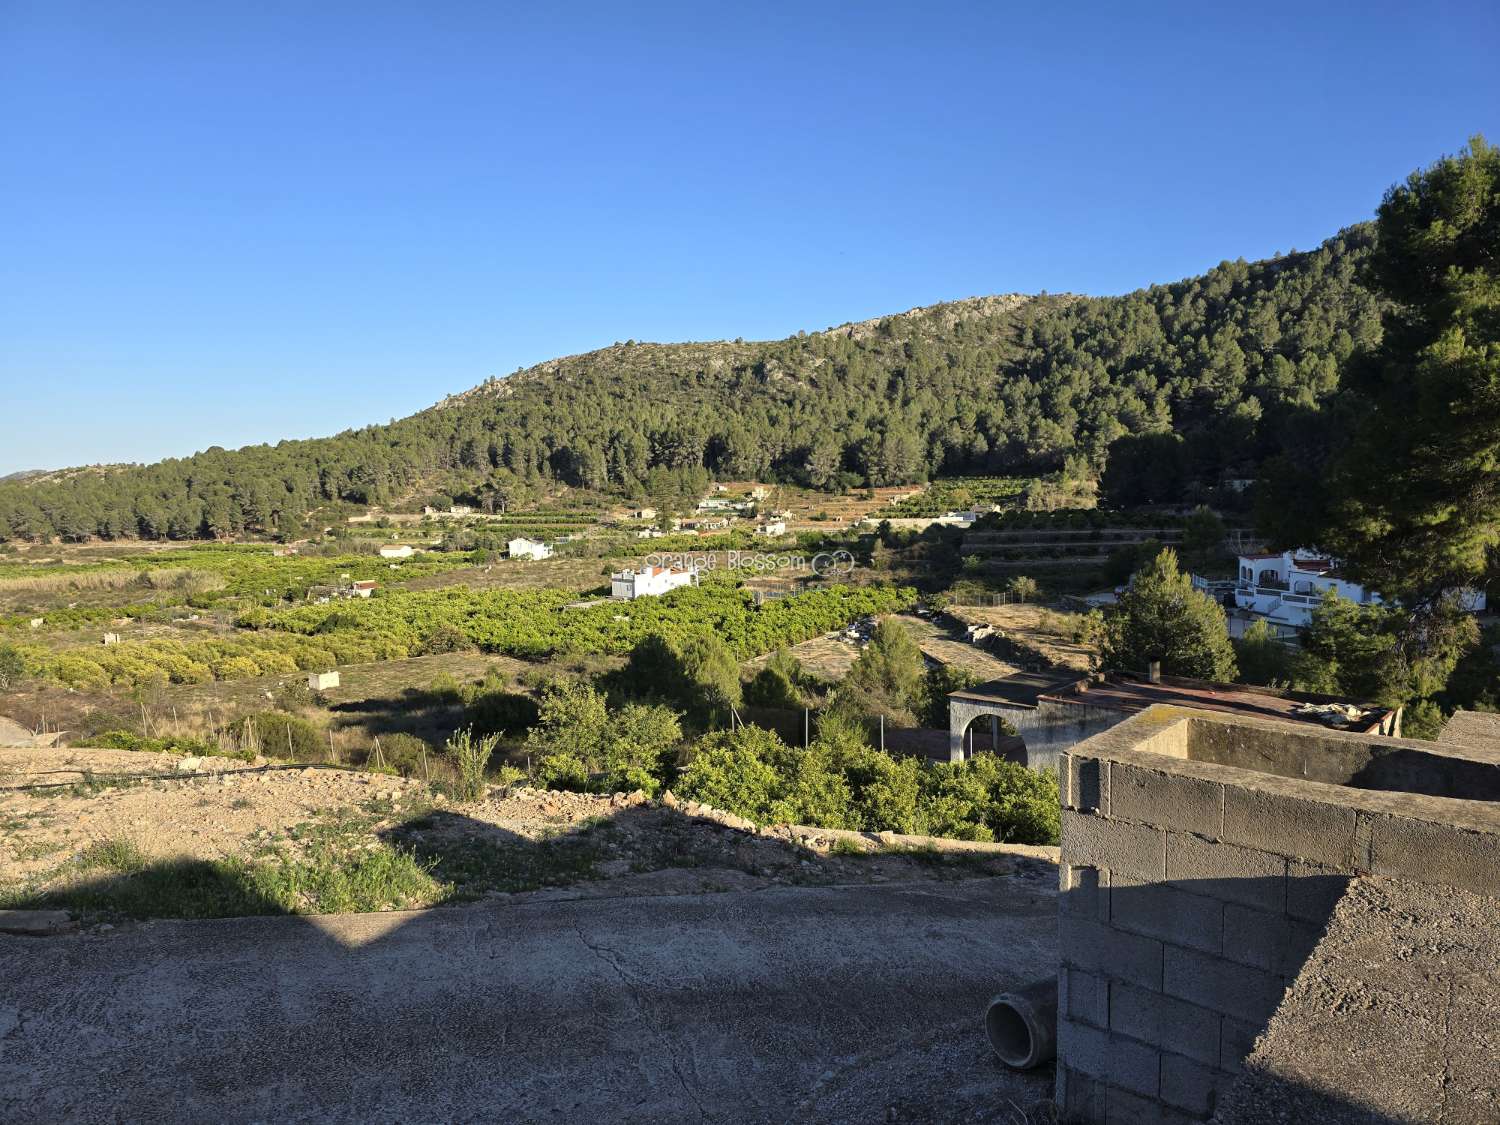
<box><xmin>0</xmin><ymin>877</ymin><xmax>1058</xmax><ymax>1125</ymax></box>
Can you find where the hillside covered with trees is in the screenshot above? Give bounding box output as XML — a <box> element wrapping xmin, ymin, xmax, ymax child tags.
<box><xmin>0</xmin><ymin>225</ymin><xmax>1383</xmax><ymax>543</ymax></box>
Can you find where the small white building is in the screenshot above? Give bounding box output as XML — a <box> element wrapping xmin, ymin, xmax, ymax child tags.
<box><xmin>611</xmin><ymin>565</ymin><xmax>699</xmax><ymax>600</ymax></box>
<box><xmin>508</xmin><ymin>537</ymin><xmax>554</xmax><ymax>561</ymax></box>
<box><xmin>102</xmin><ymin>633</ymin><xmax>121</xmax><ymax>646</ymax></box>
<box><xmin>449</xmin><ymin>505</ymin><xmax>473</xmax><ymax>517</ymax></box>
<box><xmin>632</xmin><ymin>507</ymin><xmax>657</xmax><ymax>520</ymax></box>
<box><xmin>350</xmin><ymin>580</ymin><xmax>378</xmax><ymax>598</ymax></box>
<box><xmin>756</xmin><ymin>520</ymin><xmax>787</xmax><ymax>537</ymax></box>
<box><xmin>636</xmin><ymin>528</ymin><xmax>664</xmax><ymax>539</ymax></box>
<box><xmin>749</xmin><ymin>486</ymin><xmax>770</xmax><ymax>500</ymax></box>
<box><xmin>307</xmin><ymin>671</ymin><xmax>341</xmax><ymax>691</ymax></box>
<box><xmin>378</xmin><ymin>544</ymin><xmax>414</xmax><ymax>559</ymax></box>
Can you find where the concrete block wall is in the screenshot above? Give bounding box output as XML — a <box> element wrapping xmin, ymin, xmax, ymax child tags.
<box><xmin>1053</xmin><ymin>708</ymin><xmax>1500</xmax><ymax>1123</ymax></box>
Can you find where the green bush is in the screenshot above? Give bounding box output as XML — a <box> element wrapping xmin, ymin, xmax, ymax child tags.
<box><xmin>232</xmin><ymin>711</ymin><xmax>325</xmax><ymax>761</ymax></box>
<box><xmin>445</xmin><ymin>727</ymin><xmax>499</xmax><ymax>802</ymax></box>
<box><xmin>675</xmin><ymin>720</ymin><xmax>1060</xmax><ymax>843</ymax></box>
<box><xmin>372</xmin><ymin>732</ymin><xmax>432</xmax><ymax>778</ymax></box>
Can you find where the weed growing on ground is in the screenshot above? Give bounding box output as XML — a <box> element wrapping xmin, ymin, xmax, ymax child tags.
<box><xmin>445</xmin><ymin>727</ymin><xmax>498</xmax><ymax>802</ymax></box>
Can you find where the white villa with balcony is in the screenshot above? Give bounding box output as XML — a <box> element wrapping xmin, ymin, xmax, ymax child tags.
<box><xmin>1229</xmin><ymin>551</ymin><xmax>1377</xmax><ymax>636</ymax></box>
<box><xmin>1208</xmin><ymin>550</ymin><xmax>1487</xmax><ymax>639</ymax></box>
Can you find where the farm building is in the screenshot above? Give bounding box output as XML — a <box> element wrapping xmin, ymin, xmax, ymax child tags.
<box><xmin>755</xmin><ymin>520</ymin><xmax>787</xmax><ymax>537</ymax></box>
<box><xmin>508</xmin><ymin>537</ymin><xmax>553</xmax><ymax>561</ymax></box>
<box><xmin>350</xmin><ymin>580</ymin><xmax>377</xmax><ymax>598</ymax></box>
<box><xmin>378</xmin><ymin>544</ymin><xmax>414</xmax><ymax>559</ymax></box>
<box><xmin>610</xmin><ymin>565</ymin><xmax>698</xmax><ymax>600</ymax></box>
<box><xmin>307</xmin><ymin>671</ymin><xmax>340</xmax><ymax>691</ymax></box>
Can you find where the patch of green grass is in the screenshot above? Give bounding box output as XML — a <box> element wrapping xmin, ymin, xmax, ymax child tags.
<box><xmin>829</xmin><ymin>837</ymin><xmax>869</xmax><ymax>857</ymax></box>
<box><xmin>9</xmin><ymin>838</ymin><xmax>64</xmax><ymax>861</ymax></box>
<box><xmin>386</xmin><ymin>812</ymin><xmax>602</xmax><ymax>900</ymax></box>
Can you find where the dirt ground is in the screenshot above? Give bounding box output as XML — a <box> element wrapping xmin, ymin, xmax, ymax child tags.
<box><xmin>747</xmin><ymin>612</ymin><xmax>1024</xmax><ymax>684</ymax></box>
<box><xmin>0</xmin><ymin>744</ymin><xmax>1053</xmax><ymax>915</ymax></box>
<box><xmin>946</xmin><ymin>603</ymin><xmax>1097</xmax><ymax>672</ymax></box>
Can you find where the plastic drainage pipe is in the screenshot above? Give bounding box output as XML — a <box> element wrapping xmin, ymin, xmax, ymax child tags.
<box><xmin>985</xmin><ymin>979</ymin><xmax>1058</xmax><ymax>1069</ymax></box>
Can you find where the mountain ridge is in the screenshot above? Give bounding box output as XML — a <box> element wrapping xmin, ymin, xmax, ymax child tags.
<box><xmin>0</xmin><ymin>224</ymin><xmax>1381</xmax><ymax>542</ymax></box>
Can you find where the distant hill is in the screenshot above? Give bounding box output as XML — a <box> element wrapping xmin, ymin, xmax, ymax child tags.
<box><xmin>0</xmin><ymin>225</ymin><xmax>1382</xmax><ymax>542</ymax></box>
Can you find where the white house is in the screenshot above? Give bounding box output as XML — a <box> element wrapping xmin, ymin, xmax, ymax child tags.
<box><xmin>307</xmin><ymin>671</ymin><xmax>341</xmax><ymax>691</ymax></box>
<box><xmin>1225</xmin><ymin>551</ymin><xmax>1376</xmax><ymax>636</ymax></box>
<box><xmin>378</xmin><ymin>544</ymin><xmax>414</xmax><ymax>559</ymax></box>
<box><xmin>350</xmin><ymin>580</ymin><xmax>378</xmax><ymax>598</ymax></box>
<box><xmin>508</xmin><ymin>537</ymin><xmax>554</xmax><ymax>561</ymax></box>
<box><xmin>632</xmin><ymin>507</ymin><xmax>657</xmax><ymax>520</ymax></box>
<box><xmin>610</xmin><ymin>565</ymin><xmax>698</xmax><ymax>600</ymax></box>
<box><xmin>756</xmin><ymin>519</ymin><xmax>787</xmax><ymax>537</ymax></box>
<box><xmin>1220</xmin><ymin>550</ymin><xmax>1487</xmax><ymax>637</ymax></box>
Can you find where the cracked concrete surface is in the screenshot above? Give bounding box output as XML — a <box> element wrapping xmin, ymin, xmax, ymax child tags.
<box><xmin>0</xmin><ymin>877</ymin><xmax>1056</xmax><ymax>1123</ymax></box>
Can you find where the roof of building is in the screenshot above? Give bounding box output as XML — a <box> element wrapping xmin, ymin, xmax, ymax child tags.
<box><xmin>951</xmin><ymin>669</ymin><xmax>1394</xmax><ymax>733</ymax></box>
<box><xmin>1041</xmin><ymin>672</ymin><xmax>1393</xmax><ymax>732</ymax></box>
<box><xmin>1437</xmin><ymin>709</ymin><xmax>1500</xmax><ymax>755</ymax></box>
<box><xmin>948</xmin><ymin>670</ymin><xmax>1089</xmax><ymax>709</ymax></box>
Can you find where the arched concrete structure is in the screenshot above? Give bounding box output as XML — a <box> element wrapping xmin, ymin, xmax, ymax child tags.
<box><xmin>947</xmin><ymin>671</ymin><xmax>1124</xmax><ymax>771</ymax></box>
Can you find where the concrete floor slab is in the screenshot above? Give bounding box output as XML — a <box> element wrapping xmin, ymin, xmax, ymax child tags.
<box><xmin>0</xmin><ymin>877</ymin><xmax>1057</xmax><ymax>1124</ymax></box>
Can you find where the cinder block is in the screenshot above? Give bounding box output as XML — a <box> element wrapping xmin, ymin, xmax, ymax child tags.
<box><xmin>1160</xmin><ymin>1052</ymin><xmax>1227</xmax><ymax>1116</ymax></box>
<box><xmin>1281</xmin><ymin>918</ymin><xmax>1327</xmax><ymax>978</ymax></box>
<box><xmin>1063</xmin><ymin>965</ymin><xmax>1109</xmax><ymax>1029</ymax></box>
<box><xmin>1060</xmin><ymin>917</ymin><xmax>1164</xmax><ymax>990</ymax></box>
<box><xmin>1063</xmin><ymin>753</ymin><xmax>1108</xmax><ymax>814</ymax></box>
<box><xmin>1366</xmin><ymin>814</ymin><xmax>1500</xmax><ymax>897</ymax></box>
<box><xmin>1056</xmin><ymin>1064</ymin><xmax>1106</xmax><ymax>1121</ymax></box>
<box><xmin>1219</xmin><ymin>1016</ymin><xmax>1265</xmax><ymax>1071</ymax></box>
<box><xmin>1109</xmin><ymin>875</ymin><xmax>1222</xmax><ymax>954</ymax></box>
<box><xmin>1222</xmin><ymin>785</ymin><xmax>1356</xmax><ymax>867</ymax></box>
<box><xmin>1109</xmin><ymin>761</ymin><xmax>1223</xmax><ymax>837</ymax></box>
<box><xmin>1103</xmin><ymin>1084</ymin><xmax>1198</xmax><ymax>1125</ymax></box>
<box><xmin>1220</xmin><ymin>903</ymin><xmax>1290</xmax><ymax>973</ymax></box>
<box><xmin>1164</xmin><ymin>833</ymin><xmax>1285</xmax><ymax>911</ymax></box>
<box><xmin>1061</xmin><ymin>864</ymin><xmax>1110</xmax><ymax>922</ymax></box>
<box><xmin>1164</xmin><ymin>945</ymin><xmax>1287</xmax><ymax>1022</ymax></box>
<box><xmin>1109</xmin><ymin>980</ymin><xmax>1220</xmax><ymax>1067</ymax></box>
<box><xmin>1285</xmin><ymin>860</ymin><xmax>1353</xmax><ymax>923</ymax></box>
<box><xmin>1063</xmin><ymin>810</ymin><xmax>1166</xmax><ymax>881</ymax></box>
<box><xmin>1059</xmin><ymin>1018</ymin><xmax>1162</xmax><ymax>1098</ymax></box>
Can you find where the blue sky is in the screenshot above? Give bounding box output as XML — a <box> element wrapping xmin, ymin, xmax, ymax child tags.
<box><xmin>1</xmin><ymin>0</ymin><xmax>1496</xmax><ymax>474</ymax></box>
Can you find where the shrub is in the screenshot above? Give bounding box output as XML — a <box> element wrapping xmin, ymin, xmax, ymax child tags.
<box><xmin>373</xmin><ymin>732</ymin><xmax>432</xmax><ymax>778</ymax></box>
<box><xmin>420</xmin><ymin>624</ymin><xmax>471</xmax><ymax>655</ymax></box>
<box><xmin>445</xmin><ymin>727</ymin><xmax>499</xmax><ymax>802</ymax></box>
<box><xmin>233</xmin><ymin>711</ymin><xmax>325</xmax><ymax>761</ymax></box>
<box><xmin>0</xmin><ymin>642</ymin><xmax>26</xmax><ymax>689</ymax></box>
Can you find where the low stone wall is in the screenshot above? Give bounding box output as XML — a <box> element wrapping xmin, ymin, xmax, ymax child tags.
<box><xmin>1053</xmin><ymin>707</ymin><xmax>1500</xmax><ymax>1123</ymax></box>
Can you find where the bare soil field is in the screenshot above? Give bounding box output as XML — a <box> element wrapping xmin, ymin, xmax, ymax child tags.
<box><xmin>946</xmin><ymin>603</ymin><xmax>1097</xmax><ymax>672</ymax></box>
<box><xmin>0</xmin><ymin>650</ymin><xmax>554</xmax><ymax>748</ymax></box>
<box><xmin>747</xmin><ymin>612</ymin><xmax>1023</xmax><ymax>684</ymax></box>
<box><xmin>0</xmin><ymin>743</ymin><xmax>1051</xmax><ymax>923</ymax></box>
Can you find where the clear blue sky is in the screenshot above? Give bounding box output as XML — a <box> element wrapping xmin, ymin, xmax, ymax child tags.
<box><xmin>2</xmin><ymin>0</ymin><xmax>1496</xmax><ymax>475</ymax></box>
